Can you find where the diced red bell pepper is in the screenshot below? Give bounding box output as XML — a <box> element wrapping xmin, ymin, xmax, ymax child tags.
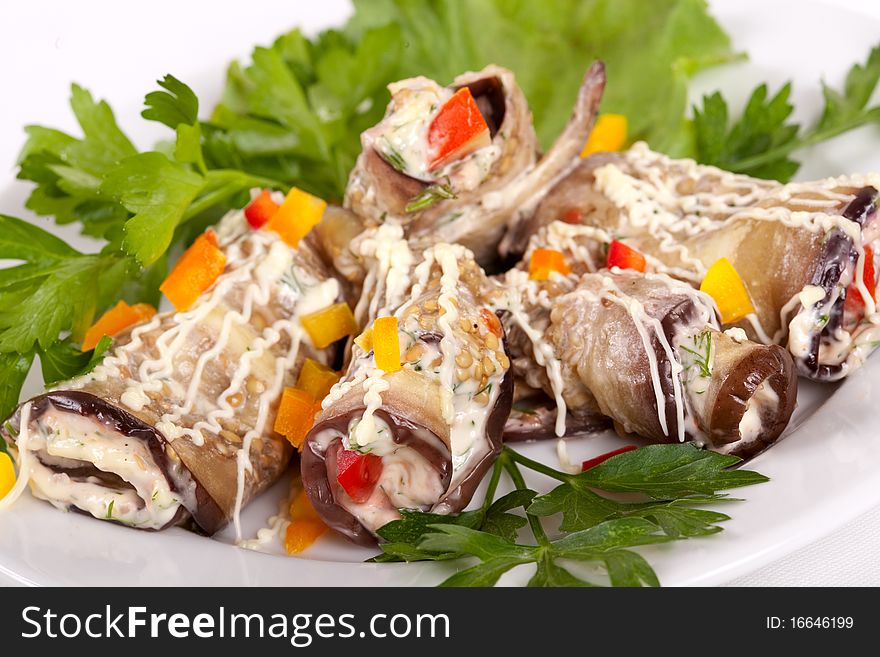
<box><xmin>845</xmin><ymin>245</ymin><xmax>876</xmax><ymax>313</ymax></box>
<box><xmin>581</xmin><ymin>445</ymin><xmax>638</xmax><ymax>471</ymax></box>
<box><xmin>336</xmin><ymin>449</ymin><xmax>383</xmax><ymax>503</ymax></box>
<box><xmin>480</xmin><ymin>307</ymin><xmax>503</xmax><ymax>338</ymax></box>
<box><xmin>606</xmin><ymin>240</ymin><xmax>646</xmax><ymax>273</ymax></box>
<box><xmin>563</xmin><ymin>208</ymin><xmax>583</xmax><ymax>224</ymax></box>
<box><xmin>427</xmin><ymin>87</ymin><xmax>491</xmax><ymax>171</ymax></box>
<box><xmin>244</xmin><ymin>189</ymin><xmax>280</xmax><ymax>229</ymax></box>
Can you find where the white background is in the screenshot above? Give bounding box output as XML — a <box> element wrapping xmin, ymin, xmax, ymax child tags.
<box><xmin>1</xmin><ymin>0</ymin><xmax>879</xmax><ymax>586</ymax></box>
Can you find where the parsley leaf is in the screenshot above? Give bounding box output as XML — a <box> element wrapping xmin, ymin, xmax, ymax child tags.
<box><xmin>0</xmin><ymin>351</ymin><xmax>35</xmax><ymax>421</ymax></box>
<box><xmin>102</xmin><ymin>152</ymin><xmax>204</xmax><ymax>266</ymax></box>
<box><xmin>39</xmin><ymin>335</ymin><xmax>112</xmax><ymax>387</ymax></box>
<box><xmin>693</xmin><ymin>44</ymin><xmax>880</xmax><ymax>181</ymax></box>
<box><xmin>372</xmin><ymin>444</ymin><xmax>768</xmax><ymax>587</ymax></box>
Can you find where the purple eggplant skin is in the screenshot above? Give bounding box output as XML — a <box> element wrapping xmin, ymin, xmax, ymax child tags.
<box><xmin>1</xmin><ymin>391</ymin><xmax>198</xmax><ymax>531</ymax></box>
<box><xmin>795</xmin><ymin>186</ymin><xmax>877</xmax><ymax>381</ymax></box>
<box><xmin>301</xmin><ymin>360</ymin><xmax>514</xmax><ymax>546</ymax></box>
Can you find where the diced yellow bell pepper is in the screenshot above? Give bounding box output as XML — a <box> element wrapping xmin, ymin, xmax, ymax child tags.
<box><xmin>528</xmin><ymin>248</ymin><xmax>571</xmax><ymax>281</ymax></box>
<box><xmin>295</xmin><ymin>358</ymin><xmax>340</xmax><ymax>400</ymax></box>
<box><xmin>354</xmin><ymin>326</ymin><xmax>373</xmax><ymax>352</ymax></box>
<box><xmin>372</xmin><ymin>316</ymin><xmax>401</xmax><ymax>372</ymax></box>
<box><xmin>0</xmin><ymin>452</ymin><xmax>15</xmax><ymax>499</ymax></box>
<box><xmin>300</xmin><ymin>302</ymin><xmax>358</xmax><ymax>349</ymax></box>
<box><xmin>265</xmin><ymin>187</ymin><xmax>327</xmax><ymax>248</ymax></box>
<box><xmin>581</xmin><ymin>114</ymin><xmax>628</xmax><ymax>158</ymax></box>
<box><xmin>274</xmin><ymin>387</ymin><xmax>319</xmax><ymax>449</ymax></box>
<box><xmin>700</xmin><ymin>257</ymin><xmax>755</xmax><ymax>324</ymax></box>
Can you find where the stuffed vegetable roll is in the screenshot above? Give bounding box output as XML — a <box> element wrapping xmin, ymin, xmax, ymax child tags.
<box><xmin>522</xmin><ymin>143</ymin><xmax>880</xmax><ymax>381</ymax></box>
<box><xmin>494</xmin><ymin>257</ymin><xmax>797</xmax><ymax>457</ymax></box>
<box><xmin>346</xmin><ymin>62</ymin><xmax>606</xmax><ymax>265</ymax></box>
<box><xmin>302</xmin><ymin>243</ymin><xmax>513</xmax><ymax>544</ymax></box>
<box><xmin>1</xmin><ymin>207</ymin><xmax>341</xmax><ymax>536</ymax></box>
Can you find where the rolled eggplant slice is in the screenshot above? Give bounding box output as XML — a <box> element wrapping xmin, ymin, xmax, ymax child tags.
<box><xmin>508</xmin><ymin>142</ymin><xmax>782</xmax><ymax>260</ymax></box>
<box><xmin>345</xmin><ymin>62</ymin><xmax>606</xmax><ymax>266</ymax></box>
<box><xmin>302</xmin><ymin>243</ymin><xmax>513</xmax><ymax>544</ymax></box>
<box><xmin>524</xmin><ymin>143</ymin><xmax>880</xmax><ymax>381</ymax></box>
<box><xmin>346</xmin><ymin>66</ymin><xmax>536</xmax><ymax>246</ymax></box>
<box><xmin>2</xmin><ymin>208</ymin><xmax>340</xmax><ymax>535</ymax></box>
<box><xmin>494</xmin><ymin>267</ymin><xmax>797</xmax><ymax>458</ymax></box>
<box><xmin>545</xmin><ymin>273</ymin><xmax>797</xmax><ymax>457</ymax></box>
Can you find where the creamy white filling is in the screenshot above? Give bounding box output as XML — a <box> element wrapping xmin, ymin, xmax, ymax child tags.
<box><xmin>739</xmin><ymin>381</ymin><xmax>779</xmax><ymax>443</ymax></box>
<box><xmin>18</xmin><ymin>408</ymin><xmax>181</xmax><ymax>529</ymax></box>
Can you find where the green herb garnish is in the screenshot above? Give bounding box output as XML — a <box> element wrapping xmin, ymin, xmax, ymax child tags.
<box><xmin>693</xmin><ymin>45</ymin><xmax>880</xmax><ymax>181</ymax></box>
<box><xmin>371</xmin><ymin>444</ymin><xmax>766</xmax><ymax>586</ymax></box>
<box><xmin>379</xmin><ymin>140</ymin><xmax>408</xmax><ymax>173</ymax></box>
<box><xmin>405</xmin><ymin>183</ymin><xmax>457</xmax><ymax>213</ymax></box>
<box><xmin>106</xmin><ymin>500</ymin><xmax>115</xmax><ymax>519</ymax></box>
<box><xmin>680</xmin><ymin>330</ymin><xmax>712</xmax><ymax>378</ymax></box>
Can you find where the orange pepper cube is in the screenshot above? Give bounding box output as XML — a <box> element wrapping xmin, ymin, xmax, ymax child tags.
<box><xmin>372</xmin><ymin>316</ymin><xmax>401</xmax><ymax>372</ymax></box>
<box><xmin>700</xmin><ymin>257</ymin><xmax>755</xmax><ymax>324</ymax></box>
<box><xmin>300</xmin><ymin>302</ymin><xmax>358</xmax><ymax>349</ymax></box>
<box><xmin>284</xmin><ymin>518</ymin><xmax>327</xmax><ymax>555</ymax></box>
<box><xmin>82</xmin><ymin>300</ymin><xmax>157</xmax><ymax>351</ymax></box>
<box><xmin>265</xmin><ymin>187</ymin><xmax>327</xmax><ymax>248</ymax></box>
<box><xmin>528</xmin><ymin>248</ymin><xmax>571</xmax><ymax>281</ymax></box>
<box><xmin>274</xmin><ymin>387</ymin><xmax>319</xmax><ymax>448</ymax></box>
<box><xmin>295</xmin><ymin>358</ymin><xmax>340</xmax><ymax>400</ymax></box>
<box><xmin>160</xmin><ymin>230</ymin><xmax>227</xmax><ymax>312</ymax></box>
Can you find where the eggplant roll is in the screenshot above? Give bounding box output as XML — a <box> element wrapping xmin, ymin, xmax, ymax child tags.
<box><xmin>494</xmin><ymin>267</ymin><xmax>797</xmax><ymax>458</ymax></box>
<box><xmin>302</xmin><ymin>243</ymin><xmax>513</xmax><ymax>544</ymax></box>
<box><xmin>346</xmin><ymin>62</ymin><xmax>606</xmax><ymax>265</ymax></box>
<box><xmin>1</xmin><ymin>207</ymin><xmax>340</xmax><ymax>535</ymax></box>
<box><xmin>524</xmin><ymin>143</ymin><xmax>880</xmax><ymax>381</ymax></box>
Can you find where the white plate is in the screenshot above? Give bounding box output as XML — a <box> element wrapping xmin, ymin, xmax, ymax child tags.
<box><xmin>1</xmin><ymin>0</ymin><xmax>880</xmax><ymax>587</ymax></box>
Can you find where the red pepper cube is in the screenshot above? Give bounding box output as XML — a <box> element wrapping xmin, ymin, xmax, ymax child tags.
<box><xmin>427</xmin><ymin>87</ymin><xmax>491</xmax><ymax>171</ymax></box>
<box><xmin>606</xmin><ymin>240</ymin><xmax>646</xmax><ymax>273</ymax></box>
<box><xmin>336</xmin><ymin>449</ymin><xmax>383</xmax><ymax>503</ymax></box>
<box><xmin>244</xmin><ymin>189</ymin><xmax>280</xmax><ymax>229</ymax></box>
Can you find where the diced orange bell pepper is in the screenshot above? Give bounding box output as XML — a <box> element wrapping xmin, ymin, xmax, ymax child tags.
<box><xmin>372</xmin><ymin>316</ymin><xmax>401</xmax><ymax>372</ymax></box>
<box><xmin>265</xmin><ymin>187</ymin><xmax>327</xmax><ymax>248</ymax></box>
<box><xmin>274</xmin><ymin>387</ymin><xmax>320</xmax><ymax>449</ymax></box>
<box><xmin>285</xmin><ymin>488</ymin><xmax>327</xmax><ymax>555</ymax></box>
<box><xmin>427</xmin><ymin>87</ymin><xmax>491</xmax><ymax>171</ymax></box>
<box><xmin>285</xmin><ymin>518</ymin><xmax>327</xmax><ymax>555</ymax></box>
<box><xmin>606</xmin><ymin>240</ymin><xmax>647</xmax><ymax>273</ymax></box>
<box><xmin>528</xmin><ymin>248</ymin><xmax>571</xmax><ymax>281</ymax></box>
<box><xmin>480</xmin><ymin>308</ymin><xmax>503</xmax><ymax>338</ymax></box>
<box><xmin>0</xmin><ymin>452</ymin><xmax>15</xmax><ymax>499</ymax></box>
<box><xmin>160</xmin><ymin>229</ymin><xmax>227</xmax><ymax>312</ymax></box>
<box><xmin>845</xmin><ymin>245</ymin><xmax>876</xmax><ymax>314</ymax></box>
<box><xmin>300</xmin><ymin>302</ymin><xmax>358</xmax><ymax>349</ymax></box>
<box><xmin>245</xmin><ymin>189</ymin><xmax>280</xmax><ymax>229</ymax></box>
<box><xmin>581</xmin><ymin>113</ymin><xmax>628</xmax><ymax>158</ymax></box>
<box><xmin>296</xmin><ymin>358</ymin><xmax>340</xmax><ymax>400</ymax></box>
<box><xmin>81</xmin><ymin>300</ymin><xmax>156</xmax><ymax>351</ymax></box>
<box><xmin>700</xmin><ymin>257</ymin><xmax>755</xmax><ymax>324</ymax></box>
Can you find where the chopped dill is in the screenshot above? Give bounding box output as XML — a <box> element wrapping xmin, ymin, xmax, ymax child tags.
<box><xmin>405</xmin><ymin>182</ymin><xmax>457</xmax><ymax>213</ymax></box>
<box><xmin>379</xmin><ymin>139</ymin><xmax>407</xmax><ymax>172</ymax></box>
<box><xmin>680</xmin><ymin>330</ymin><xmax>712</xmax><ymax>378</ymax></box>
